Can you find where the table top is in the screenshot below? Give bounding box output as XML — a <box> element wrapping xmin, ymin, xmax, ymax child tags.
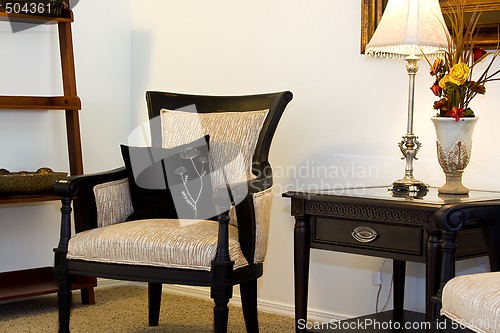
<box><xmin>283</xmin><ymin>186</ymin><xmax>500</xmax><ymax>206</ymax></box>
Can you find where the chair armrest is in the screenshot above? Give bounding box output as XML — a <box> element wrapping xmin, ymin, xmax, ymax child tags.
<box><xmin>212</xmin><ymin>167</ymin><xmax>273</xmax><ymax>266</ymax></box>
<box><xmin>250</xmin><ymin>161</ymin><xmax>273</xmax><ymax>192</ymax></box>
<box><xmin>434</xmin><ymin>201</ymin><xmax>500</xmax><ymax>301</ymax></box>
<box><xmin>55</xmin><ymin>167</ymin><xmax>128</xmax><ymax>233</ymax></box>
<box><xmin>54</xmin><ymin>166</ymin><xmax>128</xmax><ymax>197</ymax></box>
<box><xmin>213</xmin><ymin>162</ymin><xmax>272</xmax><ymax>211</ymax></box>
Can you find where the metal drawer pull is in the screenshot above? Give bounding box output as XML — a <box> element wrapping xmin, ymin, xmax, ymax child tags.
<box><xmin>351</xmin><ymin>226</ymin><xmax>378</xmax><ymax>243</ymax></box>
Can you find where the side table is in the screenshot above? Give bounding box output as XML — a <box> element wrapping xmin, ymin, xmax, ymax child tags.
<box><xmin>283</xmin><ymin>187</ymin><xmax>500</xmax><ymax>332</ymax></box>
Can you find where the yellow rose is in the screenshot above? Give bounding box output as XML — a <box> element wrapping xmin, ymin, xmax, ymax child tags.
<box><xmin>439</xmin><ymin>74</ymin><xmax>450</xmax><ymax>89</ymax></box>
<box><xmin>448</xmin><ymin>63</ymin><xmax>470</xmax><ymax>86</ymax></box>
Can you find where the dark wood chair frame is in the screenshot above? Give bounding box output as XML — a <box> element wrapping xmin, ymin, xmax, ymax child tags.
<box><xmin>433</xmin><ymin>201</ymin><xmax>500</xmax><ymax>332</ymax></box>
<box><xmin>53</xmin><ymin>91</ymin><xmax>293</xmax><ymax>333</ymax></box>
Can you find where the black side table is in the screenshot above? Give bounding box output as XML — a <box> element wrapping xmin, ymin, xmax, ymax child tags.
<box><xmin>283</xmin><ymin>187</ymin><xmax>500</xmax><ymax>332</ymax></box>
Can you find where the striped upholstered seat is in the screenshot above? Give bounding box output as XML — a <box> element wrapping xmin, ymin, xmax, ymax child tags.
<box><xmin>441</xmin><ymin>271</ymin><xmax>500</xmax><ymax>333</ymax></box>
<box><xmin>67</xmin><ymin>178</ymin><xmax>274</xmax><ymax>271</ymax></box>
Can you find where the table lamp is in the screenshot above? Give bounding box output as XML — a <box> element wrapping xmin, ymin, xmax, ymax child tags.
<box><xmin>365</xmin><ymin>0</ymin><xmax>449</xmax><ymax>193</ymax></box>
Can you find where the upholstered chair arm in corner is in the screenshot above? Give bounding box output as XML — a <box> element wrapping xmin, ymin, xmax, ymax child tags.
<box><xmin>433</xmin><ymin>202</ymin><xmax>500</xmax><ymax>330</ymax></box>
<box><xmin>433</xmin><ymin>202</ymin><xmax>500</xmax><ymax>312</ymax></box>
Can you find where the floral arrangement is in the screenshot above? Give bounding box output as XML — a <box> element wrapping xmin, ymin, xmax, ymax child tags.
<box><xmin>426</xmin><ymin>0</ymin><xmax>500</xmax><ymax>121</ymax></box>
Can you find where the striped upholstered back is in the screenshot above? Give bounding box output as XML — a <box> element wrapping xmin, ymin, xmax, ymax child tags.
<box><xmin>160</xmin><ymin>109</ymin><xmax>269</xmax><ymax>189</ymax></box>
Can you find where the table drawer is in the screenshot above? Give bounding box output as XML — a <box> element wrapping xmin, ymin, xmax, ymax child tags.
<box><xmin>313</xmin><ymin>217</ymin><xmax>422</xmax><ymax>255</ymax></box>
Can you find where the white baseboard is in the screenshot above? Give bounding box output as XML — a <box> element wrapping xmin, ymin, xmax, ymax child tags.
<box><xmin>1</xmin><ymin>277</ymin><xmax>345</xmax><ymax>323</ymax></box>
<box><xmin>119</xmin><ymin>281</ymin><xmax>345</xmax><ymax>323</ymax></box>
<box><xmin>95</xmin><ymin>278</ymin><xmax>128</xmax><ymax>289</ymax></box>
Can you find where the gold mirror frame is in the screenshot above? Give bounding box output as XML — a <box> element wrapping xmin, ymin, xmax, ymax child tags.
<box><xmin>361</xmin><ymin>0</ymin><xmax>500</xmax><ymax>53</ymax></box>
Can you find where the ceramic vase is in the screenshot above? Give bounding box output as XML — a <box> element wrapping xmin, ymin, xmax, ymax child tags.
<box><xmin>431</xmin><ymin>117</ymin><xmax>478</xmax><ymax>195</ymax></box>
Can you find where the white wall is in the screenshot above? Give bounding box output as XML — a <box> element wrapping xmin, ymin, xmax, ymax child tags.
<box><xmin>2</xmin><ymin>0</ymin><xmax>499</xmax><ymax>323</ymax></box>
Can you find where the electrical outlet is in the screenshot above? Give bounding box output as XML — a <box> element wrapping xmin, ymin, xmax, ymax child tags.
<box><xmin>372</xmin><ymin>271</ymin><xmax>382</xmax><ymax>285</ymax></box>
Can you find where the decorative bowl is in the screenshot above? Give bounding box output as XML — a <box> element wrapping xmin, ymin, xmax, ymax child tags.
<box><xmin>0</xmin><ymin>168</ymin><xmax>68</xmax><ymax>194</ymax></box>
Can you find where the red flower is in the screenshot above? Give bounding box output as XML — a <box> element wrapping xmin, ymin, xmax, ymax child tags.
<box><xmin>446</xmin><ymin>107</ymin><xmax>465</xmax><ymax>121</ymax></box>
<box><xmin>430</xmin><ymin>81</ymin><xmax>442</xmax><ymax>96</ymax></box>
<box><xmin>433</xmin><ymin>98</ymin><xmax>448</xmax><ymax>110</ymax></box>
<box><xmin>473</xmin><ymin>47</ymin><xmax>487</xmax><ymax>62</ymax></box>
<box><xmin>430</xmin><ymin>58</ymin><xmax>444</xmax><ymax>76</ymax></box>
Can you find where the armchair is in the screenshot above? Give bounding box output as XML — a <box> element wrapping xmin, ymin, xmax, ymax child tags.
<box><xmin>434</xmin><ymin>202</ymin><xmax>500</xmax><ymax>332</ymax></box>
<box><xmin>53</xmin><ymin>91</ymin><xmax>293</xmax><ymax>333</ymax></box>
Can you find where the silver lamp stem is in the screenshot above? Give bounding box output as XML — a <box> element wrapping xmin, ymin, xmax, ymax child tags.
<box><xmin>391</xmin><ymin>52</ymin><xmax>428</xmax><ymax>192</ymax></box>
<box><xmin>406</xmin><ymin>56</ymin><xmax>417</xmax><ymax>135</ymax></box>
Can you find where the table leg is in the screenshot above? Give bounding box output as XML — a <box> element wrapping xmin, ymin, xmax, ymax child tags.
<box><xmin>294</xmin><ymin>215</ymin><xmax>310</xmax><ymax>333</ymax></box>
<box><xmin>426</xmin><ymin>230</ymin><xmax>442</xmax><ymax>325</ymax></box>
<box><xmin>393</xmin><ymin>259</ymin><xmax>406</xmax><ymax>320</ymax></box>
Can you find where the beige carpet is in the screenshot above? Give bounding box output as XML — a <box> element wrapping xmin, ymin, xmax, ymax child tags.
<box><xmin>0</xmin><ymin>286</ymin><xmax>295</xmax><ymax>333</ymax></box>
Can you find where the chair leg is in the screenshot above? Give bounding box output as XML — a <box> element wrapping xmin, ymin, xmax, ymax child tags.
<box><xmin>211</xmin><ymin>282</ymin><xmax>233</xmax><ymax>333</ymax></box>
<box><xmin>148</xmin><ymin>282</ymin><xmax>162</xmax><ymax>326</ymax></box>
<box><xmin>213</xmin><ymin>298</ymin><xmax>230</xmax><ymax>333</ymax></box>
<box><xmin>240</xmin><ymin>280</ymin><xmax>259</xmax><ymax>333</ymax></box>
<box><xmin>55</xmin><ymin>273</ymin><xmax>72</xmax><ymax>333</ymax></box>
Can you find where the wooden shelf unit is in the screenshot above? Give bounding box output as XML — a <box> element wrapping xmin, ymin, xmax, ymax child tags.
<box><xmin>0</xmin><ymin>96</ymin><xmax>81</xmax><ymax>110</ymax></box>
<box><xmin>0</xmin><ymin>6</ymin><xmax>96</xmax><ymax>303</ymax></box>
<box><xmin>0</xmin><ymin>267</ymin><xmax>95</xmax><ymax>303</ymax></box>
<box><xmin>0</xmin><ymin>10</ymin><xmax>73</xmax><ymax>24</ymax></box>
<box><xmin>0</xmin><ymin>194</ymin><xmax>60</xmax><ymax>204</ymax></box>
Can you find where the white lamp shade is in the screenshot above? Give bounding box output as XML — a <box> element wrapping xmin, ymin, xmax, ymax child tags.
<box><xmin>365</xmin><ymin>0</ymin><xmax>449</xmax><ymax>57</ymax></box>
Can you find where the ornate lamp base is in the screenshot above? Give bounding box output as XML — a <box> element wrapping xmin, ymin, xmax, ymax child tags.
<box><xmin>389</xmin><ymin>177</ymin><xmax>429</xmax><ymax>198</ymax></box>
<box><xmin>392</xmin><ymin>177</ymin><xmax>428</xmax><ymax>190</ymax></box>
<box><xmin>388</xmin><ymin>53</ymin><xmax>429</xmax><ymax>199</ymax></box>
